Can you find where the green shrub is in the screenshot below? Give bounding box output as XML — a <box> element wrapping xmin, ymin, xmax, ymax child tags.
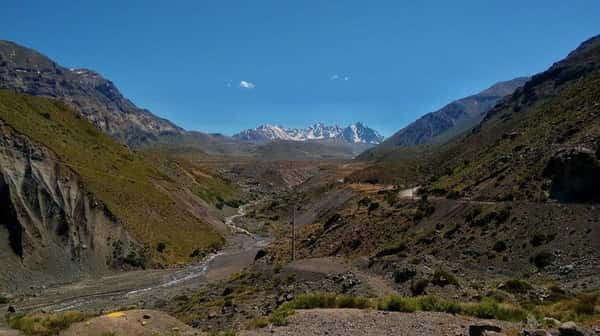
<box><xmin>531</xmin><ymin>251</ymin><xmax>555</xmax><ymax>268</ymax></box>
<box><xmin>492</xmin><ymin>240</ymin><xmax>507</xmax><ymax>252</ymax></box>
<box><xmin>0</xmin><ymin>295</ymin><xmax>8</xmax><ymax>304</ymax></box>
<box><xmin>413</xmin><ymin>198</ymin><xmax>435</xmax><ymax>222</ymax></box>
<box><xmin>251</xmin><ymin>318</ymin><xmax>269</xmax><ymax>328</ymax></box>
<box><xmin>287</xmin><ymin>293</ymin><xmax>372</xmax><ymax>310</ymax></box>
<box><xmin>289</xmin><ymin>293</ymin><xmax>337</xmax><ymax>309</ymax></box>
<box><xmin>8</xmin><ymin>311</ymin><xmax>90</xmax><ymax>336</ymax></box>
<box><xmin>269</xmin><ymin>306</ymin><xmax>293</xmax><ymax>326</ymax></box>
<box><xmin>375</xmin><ymin>241</ymin><xmax>407</xmax><ymax>258</ymax></box>
<box><xmin>461</xmin><ymin>298</ymin><xmax>527</xmax><ymax>321</ymax></box>
<box><xmin>432</xmin><ymin>270</ymin><xmax>459</xmax><ymax>287</ymax></box>
<box><xmin>502</xmin><ymin>279</ymin><xmax>532</xmax><ymax>294</ymax></box>
<box><xmin>573</xmin><ymin>293</ymin><xmax>598</xmax><ymax>316</ymax></box>
<box><xmin>378</xmin><ymin>295</ymin><xmax>417</xmax><ymax>312</ymax></box>
<box><xmin>411</xmin><ymin>279</ymin><xmax>429</xmax><ymax>295</ymax></box>
<box><xmin>393</xmin><ymin>267</ymin><xmax>416</xmax><ymax>283</ymax></box>
<box><xmin>418</xmin><ymin>296</ymin><xmax>461</xmax><ymax>314</ymax></box>
<box><xmin>335</xmin><ymin>295</ymin><xmax>372</xmax><ymax>309</ymax></box>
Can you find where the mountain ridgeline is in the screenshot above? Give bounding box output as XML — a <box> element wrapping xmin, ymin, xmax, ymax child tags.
<box><xmin>421</xmin><ymin>34</ymin><xmax>600</xmax><ymax>203</ymax></box>
<box><xmin>0</xmin><ymin>40</ymin><xmax>185</xmax><ymax>147</ymax></box>
<box><xmin>359</xmin><ymin>77</ymin><xmax>529</xmax><ymax>161</ymax></box>
<box><xmin>234</xmin><ymin>122</ymin><xmax>384</xmax><ymax>145</ymax></box>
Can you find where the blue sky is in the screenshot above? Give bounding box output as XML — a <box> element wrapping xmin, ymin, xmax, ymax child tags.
<box><xmin>2</xmin><ymin>1</ymin><xmax>599</xmax><ymax>136</ymax></box>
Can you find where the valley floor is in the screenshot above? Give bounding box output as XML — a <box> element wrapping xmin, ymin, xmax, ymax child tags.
<box><xmin>241</xmin><ymin>309</ymin><xmax>519</xmax><ymax>336</ymax></box>
<box><xmin>3</xmin><ymin>160</ymin><xmax>599</xmax><ymax>336</ymax></box>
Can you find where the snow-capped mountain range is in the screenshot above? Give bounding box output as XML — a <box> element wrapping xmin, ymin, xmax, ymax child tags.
<box><xmin>234</xmin><ymin>122</ymin><xmax>384</xmax><ymax>145</ymax></box>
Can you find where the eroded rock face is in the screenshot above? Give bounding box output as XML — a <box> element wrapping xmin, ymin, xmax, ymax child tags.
<box><xmin>543</xmin><ymin>146</ymin><xmax>600</xmax><ymax>202</ymax></box>
<box><xmin>0</xmin><ymin>121</ymin><xmax>135</xmax><ymax>293</ymax></box>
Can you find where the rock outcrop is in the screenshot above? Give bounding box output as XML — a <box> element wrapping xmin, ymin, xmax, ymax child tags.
<box><xmin>0</xmin><ymin>120</ymin><xmax>136</xmax><ymax>293</ymax></box>
<box><xmin>543</xmin><ymin>146</ymin><xmax>600</xmax><ymax>202</ymax></box>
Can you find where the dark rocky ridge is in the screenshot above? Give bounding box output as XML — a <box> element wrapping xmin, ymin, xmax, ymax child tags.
<box><xmin>0</xmin><ymin>40</ymin><xmax>184</xmax><ymax>147</ymax></box>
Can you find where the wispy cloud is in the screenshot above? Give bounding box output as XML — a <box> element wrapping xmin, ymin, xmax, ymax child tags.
<box><xmin>239</xmin><ymin>80</ymin><xmax>256</xmax><ymax>89</ymax></box>
<box><xmin>329</xmin><ymin>74</ymin><xmax>350</xmax><ymax>81</ymax></box>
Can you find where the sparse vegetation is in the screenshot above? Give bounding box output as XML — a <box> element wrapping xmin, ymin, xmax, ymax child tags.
<box><xmin>492</xmin><ymin>240</ymin><xmax>508</xmax><ymax>252</ymax></box>
<box><xmin>532</xmin><ymin>291</ymin><xmax>600</xmax><ymax>322</ymax></box>
<box><xmin>431</xmin><ymin>269</ymin><xmax>459</xmax><ymax>287</ymax></box>
<box><xmin>531</xmin><ymin>251</ymin><xmax>555</xmax><ymax>268</ymax></box>
<box><xmin>502</xmin><ymin>279</ymin><xmax>532</xmax><ymax>294</ymax></box>
<box><xmin>460</xmin><ymin>298</ymin><xmax>527</xmax><ymax>321</ymax></box>
<box><xmin>375</xmin><ymin>241</ymin><xmax>407</xmax><ymax>258</ymax></box>
<box><xmin>378</xmin><ymin>295</ymin><xmax>417</xmax><ymax>312</ymax></box>
<box><xmin>7</xmin><ymin>311</ymin><xmax>90</xmax><ymax>336</ymax></box>
<box><xmin>410</xmin><ymin>279</ymin><xmax>429</xmax><ymax>295</ymax></box>
<box><xmin>0</xmin><ymin>91</ymin><xmax>224</xmax><ymax>264</ymax></box>
<box><xmin>378</xmin><ymin>295</ymin><xmax>525</xmax><ymax>321</ymax></box>
<box><xmin>413</xmin><ymin>196</ymin><xmax>435</xmax><ymax>222</ymax></box>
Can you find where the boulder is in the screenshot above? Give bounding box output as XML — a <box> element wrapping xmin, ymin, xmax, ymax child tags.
<box><xmin>469</xmin><ymin>323</ymin><xmax>502</xmax><ymax>336</ymax></box>
<box><xmin>254</xmin><ymin>249</ymin><xmax>268</xmax><ymax>261</ymax></box>
<box><xmin>543</xmin><ymin>146</ymin><xmax>600</xmax><ymax>202</ymax></box>
<box><xmin>558</xmin><ymin>321</ymin><xmax>585</xmax><ymax>336</ymax></box>
<box><xmin>542</xmin><ymin>317</ymin><xmax>561</xmax><ymax>327</ymax></box>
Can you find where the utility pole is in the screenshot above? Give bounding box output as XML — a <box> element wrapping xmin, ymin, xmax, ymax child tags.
<box><xmin>291</xmin><ymin>205</ymin><xmax>296</xmax><ymax>261</ymax></box>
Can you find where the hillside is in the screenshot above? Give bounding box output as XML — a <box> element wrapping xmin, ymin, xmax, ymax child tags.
<box><xmin>203</xmin><ymin>35</ymin><xmax>600</xmax><ymax>333</ymax></box>
<box><xmin>358</xmin><ymin>77</ymin><xmax>528</xmax><ymax>161</ymax></box>
<box><xmin>0</xmin><ymin>91</ymin><xmax>229</xmax><ymax>284</ymax></box>
<box><xmin>422</xmin><ymin>34</ymin><xmax>600</xmax><ymax>202</ymax></box>
<box><xmin>0</xmin><ymin>40</ymin><xmax>185</xmax><ymax>147</ymax></box>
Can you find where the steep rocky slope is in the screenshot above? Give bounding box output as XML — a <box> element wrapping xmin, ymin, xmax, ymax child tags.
<box><xmin>423</xmin><ymin>34</ymin><xmax>600</xmax><ymax>202</ymax></box>
<box><xmin>0</xmin><ymin>91</ymin><xmax>231</xmax><ymax>292</ymax></box>
<box><xmin>0</xmin><ymin>119</ymin><xmax>136</xmax><ymax>293</ymax></box>
<box><xmin>0</xmin><ymin>40</ymin><xmax>183</xmax><ymax>146</ymax></box>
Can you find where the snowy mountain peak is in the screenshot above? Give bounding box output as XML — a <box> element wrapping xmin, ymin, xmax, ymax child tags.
<box><xmin>234</xmin><ymin>122</ymin><xmax>384</xmax><ymax>144</ymax></box>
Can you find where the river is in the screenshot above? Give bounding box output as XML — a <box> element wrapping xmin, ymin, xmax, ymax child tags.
<box><xmin>14</xmin><ymin>202</ymin><xmax>265</xmax><ymax>314</ymax></box>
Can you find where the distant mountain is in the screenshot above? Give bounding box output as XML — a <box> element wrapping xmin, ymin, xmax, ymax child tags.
<box><xmin>419</xmin><ymin>34</ymin><xmax>600</xmax><ymax>202</ymax></box>
<box><xmin>382</xmin><ymin>77</ymin><xmax>529</xmax><ymax>147</ymax></box>
<box><xmin>234</xmin><ymin>122</ymin><xmax>384</xmax><ymax>145</ymax></box>
<box><xmin>0</xmin><ymin>40</ymin><xmax>184</xmax><ymax>147</ymax></box>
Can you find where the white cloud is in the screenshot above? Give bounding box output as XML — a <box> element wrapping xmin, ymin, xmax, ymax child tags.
<box><xmin>329</xmin><ymin>74</ymin><xmax>350</xmax><ymax>81</ymax></box>
<box><xmin>239</xmin><ymin>80</ymin><xmax>256</xmax><ymax>89</ymax></box>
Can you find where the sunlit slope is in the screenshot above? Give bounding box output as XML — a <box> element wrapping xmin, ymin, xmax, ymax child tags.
<box><xmin>0</xmin><ymin>90</ymin><xmax>224</xmax><ymax>264</ymax></box>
